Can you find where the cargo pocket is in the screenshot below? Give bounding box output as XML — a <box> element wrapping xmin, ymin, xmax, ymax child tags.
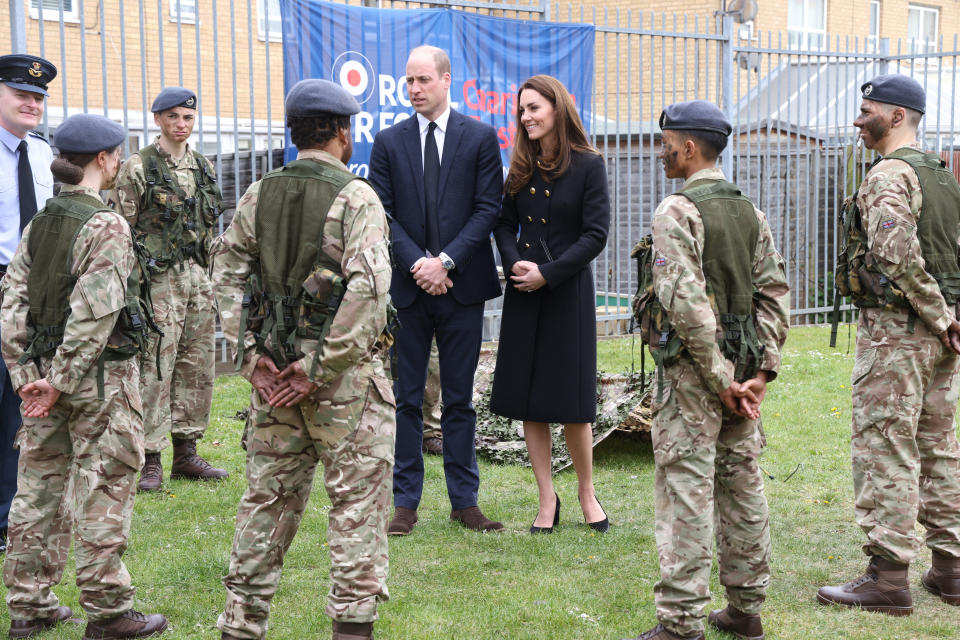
<box><xmin>99</xmin><ymin>384</ymin><xmax>145</xmax><ymax>472</ymax></box>
<box><xmin>78</xmin><ymin>266</ymin><xmax>125</xmax><ymax>320</ymax></box>
<box><xmin>346</xmin><ymin>375</ymin><xmax>396</xmax><ymax>463</ymax></box>
<box><xmin>851</xmin><ymin>346</ymin><xmax>877</xmax><ymax>388</ymax></box>
<box><xmin>649</xmin><ymin>374</ymin><xmax>700</xmax><ymax>468</ymax></box>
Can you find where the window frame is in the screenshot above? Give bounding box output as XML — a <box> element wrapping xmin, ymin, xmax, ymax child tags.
<box><xmin>908</xmin><ymin>4</ymin><xmax>940</xmax><ymax>55</ymax></box>
<box><xmin>29</xmin><ymin>0</ymin><xmax>80</xmax><ymax>24</ymax></box>
<box><xmin>787</xmin><ymin>0</ymin><xmax>829</xmax><ymax>51</ymax></box>
<box><xmin>168</xmin><ymin>0</ymin><xmax>198</xmax><ymax>25</ymax></box>
<box><xmin>257</xmin><ymin>0</ymin><xmax>283</xmax><ymax>42</ymax></box>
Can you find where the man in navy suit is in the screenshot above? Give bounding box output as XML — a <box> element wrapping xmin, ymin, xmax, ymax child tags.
<box><xmin>370</xmin><ymin>45</ymin><xmax>503</xmax><ymax>534</ymax></box>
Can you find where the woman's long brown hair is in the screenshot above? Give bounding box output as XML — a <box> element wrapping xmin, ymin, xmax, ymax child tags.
<box><xmin>504</xmin><ymin>74</ymin><xmax>597</xmax><ymax>197</ymax></box>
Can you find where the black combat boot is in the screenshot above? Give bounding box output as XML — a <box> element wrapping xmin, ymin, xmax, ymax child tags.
<box><xmin>170</xmin><ymin>437</ymin><xmax>228</xmax><ymax>481</ymax></box>
<box><xmin>81</xmin><ymin>609</ymin><xmax>167</xmax><ymax>639</ymax></box>
<box><xmin>816</xmin><ymin>556</ymin><xmax>913</xmax><ymax>616</ymax></box>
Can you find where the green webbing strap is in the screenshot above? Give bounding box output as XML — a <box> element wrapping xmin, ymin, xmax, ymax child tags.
<box><xmin>829</xmin><ymin>291</ymin><xmax>843</xmax><ymax>348</ymax></box>
<box><xmin>96</xmin><ymin>358</ymin><xmax>105</xmax><ymax>402</ymax></box>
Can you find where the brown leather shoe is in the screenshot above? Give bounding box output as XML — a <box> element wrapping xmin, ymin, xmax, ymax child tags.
<box><xmin>138</xmin><ymin>453</ymin><xmax>163</xmax><ymax>492</ymax></box>
<box><xmin>170</xmin><ymin>437</ymin><xmax>229</xmax><ymax>481</ymax></box>
<box><xmin>707</xmin><ymin>605</ymin><xmax>764</xmax><ymax>639</ymax></box>
<box><xmin>387</xmin><ymin>507</ymin><xmax>418</xmax><ymax>536</ymax></box>
<box><xmin>450</xmin><ymin>506</ymin><xmax>503</xmax><ymax>532</ymax></box>
<box><xmin>81</xmin><ymin>609</ymin><xmax>167</xmax><ymax>639</ymax></box>
<box><xmin>332</xmin><ymin>621</ymin><xmax>373</xmax><ymax>640</ymax></box>
<box><xmin>622</xmin><ymin>624</ymin><xmax>704</xmax><ymax>640</ymax></box>
<box><xmin>9</xmin><ymin>606</ymin><xmax>76</xmax><ymax>638</ymax></box>
<box><xmin>816</xmin><ymin>556</ymin><xmax>913</xmax><ymax>616</ymax></box>
<box><xmin>422</xmin><ymin>437</ymin><xmax>443</xmax><ymax>455</ymax></box>
<box><xmin>922</xmin><ymin>550</ymin><xmax>960</xmax><ymax>605</ymax></box>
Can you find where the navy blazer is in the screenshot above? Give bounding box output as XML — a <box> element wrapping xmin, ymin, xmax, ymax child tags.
<box><xmin>369</xmin><ymin>109</ymin><xmax>503</xmax><ymax>309</ymax></box>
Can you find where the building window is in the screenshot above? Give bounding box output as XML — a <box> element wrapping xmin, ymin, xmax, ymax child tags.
<box><xmin>168</xmin><ymin>0</ymin><xmax>197</xmax><ymax>24</ymax></box>
<box><xmin>868</xmin><ymin>1</ymin><xmax>881</xmax><ymax>51</ymax></box>
<box><xmin>29</xmin><ymin>0</ymin><xmax>80</xmax><ymax>23</ymax></box>
<box><xmin>788</xmin><ymin>0</ymin><xmax>827</xmax><ymax>50</ymax></box>
<box><xmin>908</xmin><ymin>4</ymin><xmax>939</xmax><ymax>54</ymax></box>
<box><xmin>258</xmin><ymin>0</ymin><xmax>282</xmax><ymax>42</ymax></box>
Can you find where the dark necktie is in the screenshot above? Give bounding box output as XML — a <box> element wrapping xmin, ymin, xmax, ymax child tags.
<box><xmin>17</xmin><ymin>140</ymin><xmax>38</xmax><ymax>231</ymax></box>
<box><xmin>423</xmin><ymin>121</ymin><xmax>441</xmax><ymax>256</ymax></box>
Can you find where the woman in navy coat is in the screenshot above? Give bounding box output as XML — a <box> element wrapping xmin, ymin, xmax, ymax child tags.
<box><xmin>489</xmin><ymin>75</ymin><xmax>610</xmax><ymax>533</ymax></box>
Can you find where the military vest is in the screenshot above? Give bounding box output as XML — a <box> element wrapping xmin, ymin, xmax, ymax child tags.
<box><xmin>834</xmin><ymin>148</ymin><xmax>960</xmax><ymax>314</ymax></box>
<box><xmin>134</xmin><ymin>145</ymin><xmax>224</xmax><ymax>273</ymax></box>
<box><xmin>632</xmin><ymin>179</ymin><xmax>764</xmax><ymax>392</ymax></box>
<box><xmin>237</xmin><ymin>159</ymin><xmax>366</xmax><ymax>375</ymax></box>
<box><xmin>20</xmin><ymin>192</ymin><xmax>160</xmax><ymax>396</ymax></box>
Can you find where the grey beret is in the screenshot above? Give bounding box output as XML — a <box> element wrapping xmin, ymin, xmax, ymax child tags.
<box><xmin>659</xmin><ymin>100</ymin><xmax>732</xmax><ymax>136</ymax></box>
<box><xmin>0</xmin><ymin>54</ymin><xmax>57</xmax><ymax>96</ymax></box>
<box><xmin>53</xmin><ymin>114</ymin><xmax>126</xmax><ymax>154</ymax></box>
<box><xmin>861</xmin><ymin>74</ymin><xmax>926</xmax><ymax>114</ymax></box>
<box><xmin>285</xmin><ymin>79</ymin><xmax>360</xmax><ymax>118</ymax></box>
<box><xmin>151</xmin><ymin>86</ymin><xmax>197</xmax><ymax>113</ymax></box>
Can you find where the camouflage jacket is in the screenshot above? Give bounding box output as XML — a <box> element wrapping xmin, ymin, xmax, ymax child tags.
<box><xmin>0</xmin><ymin>184</ymin><xmax>136</xmax><ymax>394</ymax></box>
<box><xmin>856</xmin><ymin>141</ymin><xmax>957</xmax><ymax>335</ymax></box>
<box><xmin>651</xmin><ymin>167</ymin><xmax>790</xmax><ymax>395</ymax></box>
<box><xmin>110</xmin><ymin>136</ymin><xmax>216</xmax><ymax>222</ymax></box>
<box><xmin>211</xmin><ymin>148</ymin><xmax>392</xmax><ymax>388</ymax></box>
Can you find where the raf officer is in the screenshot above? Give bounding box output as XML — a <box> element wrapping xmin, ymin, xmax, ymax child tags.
<box><xmin>111</xmin><ymin>86</ymin><xmax>228</xmax><ymax>491</ymax></box>
<box><xmin>625</xmin><ymin>100</ymin><xmax>789</xmax><ymax>640</ymax></box>
<box><xmin>2</xmin><ymin>113</ymin><xmax>167</xmax><ymax>640</ymax></box>
<box><xmin>213</xmin><ymin>79</ymin><xmax>395</xmax><ymax>640</ymax></box>
<box><xmin>818</xmin><ymin>75</ymin><xmax>960</xmax><ymax>614</ymax></box>
<box><xmin>0</xmin><ymin>54</ymin><xmax>57</xmax><ymax>556</ymax></box>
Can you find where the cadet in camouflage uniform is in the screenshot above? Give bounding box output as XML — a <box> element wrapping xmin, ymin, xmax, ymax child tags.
<box><xmin>818</xmin><ymin>75</ymin><xmax>960</xmax><ymax>614</ymax></box>
<box><xmin>213</xmin><ymin>79</ymin><xmax>395</xmax><ymax>640</ymax></box>
<box><xmin>2</xmin><ymin>114</ymin><xmax>167</xmax><ymax>639</ymax></box>
<box><xmin>111</xmin><ymin>86</ymin><xmax>228</xmax><ymax>491</ymax></box>
<box><xmin>422</xmin><ymin>338</ymin><xmax>443</xmax><ymax>453</ymax></box>
<box><xmin>625</xmin><ymin>101</ymin><xmax>789</xmax><ymax>640</ymax></box>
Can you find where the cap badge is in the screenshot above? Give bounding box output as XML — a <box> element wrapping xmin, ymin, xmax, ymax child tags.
<box><xmin>863</xmin><ymin>84</ymin><xmax>873</xmax><ymax>97</ymax></box>
<box><xmin>28</xmin><ymin>62</ymin><xmax>42</xmax><ymax>78</ymax></box>
<box><xmin>185</xmin><ymin>96</ymin><xmax>195</xmax><ymax>107</ymax></box>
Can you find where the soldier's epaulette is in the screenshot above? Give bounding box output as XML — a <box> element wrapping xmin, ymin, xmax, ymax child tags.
<box><xmin>28</xmin><ymin>130</ymin><xmax>48</xmax><ymax>143</ymax></box>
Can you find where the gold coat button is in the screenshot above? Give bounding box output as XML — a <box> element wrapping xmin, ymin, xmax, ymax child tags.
<box><xmin>545</xmin><ymin>189</ymin><xmax>551</xmax><ymax>197</ymax></box>
<box><xmin>527</xmin><ymin>216</ymin><xmax>533</xmax><ymax>222</ymax></box>
<box><xmin>525</xmin><ymin>242</ymin><xmax>531</xmax><ymax>248</ymax></box>
<box><xmin>541</xmin><ymin>218</ymin><xmax>547</xmax><ymax>224</ymax></box>
<box><xmin>529</xmin><ymin>187</ymin><xmax>536</xmax><ymax>195</ymax></box>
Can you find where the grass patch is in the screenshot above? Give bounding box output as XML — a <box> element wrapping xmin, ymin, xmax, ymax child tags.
<box><xmin>2</xmin><ymin>326</ymin><xmax>959</xmax><ymax>638</ymax></box>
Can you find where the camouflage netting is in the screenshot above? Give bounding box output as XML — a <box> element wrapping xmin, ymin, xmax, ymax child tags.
<box><xmin>473</xmin><ymin>347</ymin><xmax>652</xmax><ymax>472</ymax></box>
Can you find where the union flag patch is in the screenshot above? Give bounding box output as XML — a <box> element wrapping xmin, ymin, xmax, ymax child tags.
<box><xmin>882</xmin><ymin>219</ymin><xmax>896</xmax><ymax>229</ymax></box>
<box><xmin>654</xmin><ymin>257</ymin><xmax>666</xmax><ymax>266</ymax></box>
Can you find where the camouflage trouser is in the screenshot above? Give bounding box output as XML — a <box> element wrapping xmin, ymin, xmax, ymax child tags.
<box><xmin>650</xmin><ymin>358</ymin><xmax>770</xmax><ymax>637</ymax></box>
<box><xmin>3</xmin><ymin>358</ymin><xmax>144</xmax><ymax>622</ymax></box>
<box><xmin>852</xmin><ymin>307</ymin><xmax>960</xmax><ymax>564</ymax></box>
<box><xmin>423</xmin><ymin>338</ymin><xmax>442</xmax><ymax>439</ymax></box>
<box><xmin>141</xmin><ymin>260</ymin><xmax>216</xmax><ymax>453</ymax></box>
<box><xmin>218</xmin><ymin>367</ymin><xmax>395</xmax><ymax>639</ymax></box>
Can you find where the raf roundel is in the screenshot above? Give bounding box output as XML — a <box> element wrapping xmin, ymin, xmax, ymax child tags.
<box><xmin>332</xmin><ymin>51</ymin><xmax>376</xmax><ymax>105</ymax></box>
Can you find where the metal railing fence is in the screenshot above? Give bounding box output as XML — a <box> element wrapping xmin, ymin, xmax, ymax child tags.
<box><xmin>8</xmin><ymin>1</ymin><xmax>960</xmax><ymax>345</ymax></box>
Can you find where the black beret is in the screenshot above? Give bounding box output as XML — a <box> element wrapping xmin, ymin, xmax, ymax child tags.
<box><xmin>0</xmin><ymin>54</ymin><xmax>57</xmax><ymax>96</ymax></box>
<box><xmin>285</xmin><ymin>79</ymin><xmax>361</xmax><ymax>118</ymax></box>
<box><xmin>151</xmin><ymin>87</ymin><xmax>197</xmax><ymax>113</ymax></box>
<box><xmin>861</xmin><ymin>74</ymin><xmax>926</xmax><ymax>114</ymax></box>
<box><xmin>659</xmin><ymin>100</ymin><xmax>732</xmax><ymax>136</ymax></box>
<box><xmin>53</xmin><ymin>114</ymin><xmax>127</xmax><ymax>154</ymax></box>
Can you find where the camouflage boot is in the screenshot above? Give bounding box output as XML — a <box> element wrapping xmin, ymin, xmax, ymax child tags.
<box><xmin>816</xmin><ymin>556</ymin><xmax>913</xmax><ymax>616</ymax></box>
<box><xmin>170</xmin><ymin>437</ymin><xmax>228</xmax><ymax>481</ymax></box>
<box><xmin>332</xmin><ymin>621</ymin><xmax>373</xmax><ymax>640</ymax></box>
<box><xmin>921</xmin><ymin>550</ymin><xmax>960</xmax><ymax>605</ymax></box>
<box><xmin>81</xmin><ymin>609</ymin><xmax>168</xmax><ymax>639</ymax></box>
<box><xmin>137</xmin><ymin>453</ymin><xmax>163</xmax><ymax>492</ymax></box>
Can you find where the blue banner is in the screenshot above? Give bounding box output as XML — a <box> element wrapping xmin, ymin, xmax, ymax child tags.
<box><xmin>278</xmin><ymin>0</ymin><xmax>595</xmax><ymax>175</ymax></box>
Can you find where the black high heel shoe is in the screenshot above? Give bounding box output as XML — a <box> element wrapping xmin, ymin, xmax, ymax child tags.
<box><xmin>530</xmin><ymin>492</ymin><xmax>560</xmax><ymax>534</ymax></box>
<box><xmin>580</xmin><ymin>495</ymin><xmax>610</xmax><ymax>533</ymax></box>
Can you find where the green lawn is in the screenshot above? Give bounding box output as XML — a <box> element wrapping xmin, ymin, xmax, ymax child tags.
<box><xmin>2</xmin><ymin>325</ymin><xmax>960</xmax><ymax>638</ymax></box>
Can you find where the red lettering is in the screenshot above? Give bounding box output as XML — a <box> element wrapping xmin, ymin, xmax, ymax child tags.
<box><xmin>462</xmin><ymin>78</ymin><xmax>481</xmax><ymax>111</ymax></box>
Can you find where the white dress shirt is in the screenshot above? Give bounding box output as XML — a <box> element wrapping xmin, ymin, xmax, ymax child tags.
<box><xmin>0</xmin><ymin>126</ymin><xmax>54</xmax><ymax>264</ymax></box>
<box><xmin>417</xmin><ymin>106</ymin><xmax>451</xmax><ymax>169</ymax></box>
